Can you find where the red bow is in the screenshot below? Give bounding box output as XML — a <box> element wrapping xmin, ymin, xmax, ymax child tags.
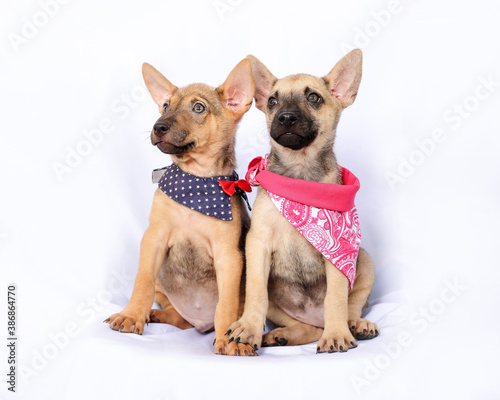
<box><xmin>218</xmin><ymin>179</ymin><xmax>252</xmax><ymax>196</ymax></box>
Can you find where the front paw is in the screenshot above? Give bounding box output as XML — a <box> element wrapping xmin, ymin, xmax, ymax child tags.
<box><xmin>225</xmin><ymin>319</ymin><xmax>263</xmax><ymax>350</ymax></box>
<box><xmin>104</xmin><ymin>309</ymin><xmax>149</xmax><ymax>335</ymax></box>
<box><xmin>214</xmin><ymin>335</ymin><xmax>256</xmax><ymax>356</ymax></box>
<box><xmin>349</xmin><ymin>318</ymin><xmax>379</xmax><ymax>340</ymax></box>
<box><xmin>317</xmin><ymin>329</ymin><xmax>357</xmax><ymax>354</ymax></box>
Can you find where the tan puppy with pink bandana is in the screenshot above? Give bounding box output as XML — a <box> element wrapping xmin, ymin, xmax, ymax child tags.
<box><xmin>227</xmin><ymin>49</ymin><xmax>379</xmax><ymax>353</ymax></box>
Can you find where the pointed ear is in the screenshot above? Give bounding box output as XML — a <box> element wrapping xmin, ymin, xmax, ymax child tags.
<box><xmin>247</xmin><ymin>55</ymin><xmax>276</xmax><ymax>112</ymax></box>
<box><xmin>217</xmin><ymin>59</ymin><xmax>255</xmax><ymax>116</ymax></box>
<box><xmin>142</xmin><ymin>63</ymin><xmax>178</xmax><ymax>111</ymax></box>
<box><xmin>323</xmin><ymin>49</ymin><xmax>363</xmax><ymax>108</ymax></box>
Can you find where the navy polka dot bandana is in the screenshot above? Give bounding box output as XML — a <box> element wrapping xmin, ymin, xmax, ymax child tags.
<box><xmin>153</xmin><ymin>164</ymin><xmax>251</xmax><ymax>221</ymax></box>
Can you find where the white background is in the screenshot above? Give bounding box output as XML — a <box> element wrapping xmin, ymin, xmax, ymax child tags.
<box><xmin>1</xmin><ymin>0</ymin><xmax>499</xmax><ymax>399</ymax></box>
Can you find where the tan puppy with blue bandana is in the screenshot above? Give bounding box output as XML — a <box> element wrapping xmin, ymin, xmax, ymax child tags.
<box><xmin>105</xmin><ymin>59</ymin><xmax>256</xmax><ymax>356</ymax></box>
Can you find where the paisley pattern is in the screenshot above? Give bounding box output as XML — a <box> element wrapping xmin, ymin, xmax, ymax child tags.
<box><xmin>246</xmin><ymin>155</ymin><xmax>268</xmax><ymax>186</ymax></box>
<box><xmin>283</xmin><ymin>198</ymin><xmax>312</xmax><ymax>228</ymax></box>
<box><xmin>245</xmin><ymin>154</ymin><xmax>362</xmax><ymax>288</ymax></box>
<box><xmin>268</xmin><ymin>192</ymin><xmax>361</xmax><ymax>288</ymax></box>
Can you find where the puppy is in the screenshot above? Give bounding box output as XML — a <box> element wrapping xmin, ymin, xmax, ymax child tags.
<box><xmin>105</xmin><ymin>59</ymin><xmax>256</xmax><ymax>356</ymax></box>
<box><xmin>227</xmin><ymin>49</ymin><xmax>379</xmax><ymax>353</ymax></box>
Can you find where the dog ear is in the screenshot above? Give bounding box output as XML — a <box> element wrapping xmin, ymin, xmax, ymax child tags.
<box><xmin>323</xmin><ymin>49</ymin><xmax>363</xmax><ymax>108</ymax></box>
<box><xmin>217</xmin><ymin>59</ymin><xmax>255</xmax><ymax>116</ymax></box>
<box><xmin>246</xmin><ymin>55</ymin><xmax>276</xmax><ymax>112</ymax></box>
<box><xmin>142</xmin><ymin>63</ymin><xmax>178</xmax><ymax>112</ymax></box>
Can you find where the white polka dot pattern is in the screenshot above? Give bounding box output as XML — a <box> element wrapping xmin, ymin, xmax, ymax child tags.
<box><xmin>156</xmin><ymin>164</ymin><xmax>239</xmax><ymax>221</ymax></box>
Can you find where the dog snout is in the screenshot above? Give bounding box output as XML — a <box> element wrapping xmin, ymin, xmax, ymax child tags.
<box><xmin>277</xmin><ymin>112</ymin><xmax>298</xmax><ymax>128</ymax></box>
<box><xmin>153</xmin><ymin>121</ymin><xmax>170</xmax><ymax>137</ymax></box>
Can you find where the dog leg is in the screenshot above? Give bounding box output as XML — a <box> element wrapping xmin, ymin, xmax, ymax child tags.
<box><xmin>317</xmin><ymin>260</ymin><xmax>357</xmax><ymax>353</ymax></box>
<box><xmin>262</xmin><ymin>301</ymin><xmax>323</xmax><ymax>347</ymax></box>
<box><xmin>105</xmin><ymin>197</ymin><xmax>170</xmax><ymax>334</ymax></box>
<box><xmin>348</xmin><ymin>248</ymin><xmax>379</xmax><ymax>340</ymax></box>
<box><xmin>226</xmin><ymin>212</ymin><xmax>273</xmax><ymax>350</ymax></box>
<box><xmin>149</xmin><ymin>282</ymin><xmax>193</xmax><ymax>330</ymax></box>
<box><xmin>213</xmin><ymin>241</ymin><xmax>256</xmax><ymax>356</ymax></box>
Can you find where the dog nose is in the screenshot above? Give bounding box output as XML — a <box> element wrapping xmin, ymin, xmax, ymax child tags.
<box><xmin>277</xmin><ymin>112</ymin><xmax>298</xmax><ymax>127</ymax></box>
<box><xmin>153</xmin><ymin>121</ymin><xmax>170</xmax><ymax>136</ymax></box>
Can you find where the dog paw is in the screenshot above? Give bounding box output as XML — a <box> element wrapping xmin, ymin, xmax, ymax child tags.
<box><xmin>149</xmin><ymin>309</ymin><xmax>164</xmax><ymax>323</ymax></box>
<box><xmin>261</xmin><ymin>328</ymin><xmax>289</xmax><ymax>347</ymax></box>
<box><xmin>214</xmin><ymin>335</ymin><xmax>257</xmax><ymax>356</ymax></box>
<box><xmin>316</xmin><ymin>330</ymin><xmax>357</xmax><ymax>354</ymax></box>
<box><xmin>225</xmin><ymin>319</ymin><xmax>263</xmax><ymax>350</ymax></box>
<box><xmin>348</xmin><ymin>318</ymin><xmax>379</xmax><ymax>340</ymax></box>
<box><xmin>104</xmin><ymin>310</ymin><xmax>149</xmax><ymax>335</ymax></box>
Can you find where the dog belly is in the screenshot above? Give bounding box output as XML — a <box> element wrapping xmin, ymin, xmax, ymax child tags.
<box><xmin>157</xmin><ymin>241</ymin><xmax>219</xmax><ymax>332</ymax></box>
<box><xmin>268</xmin><ymin>231</ymin><xmax>328</xmax><ymax>328</ymax></box>
<box><xmin>166</xmin><ymin>289</ymin><xmax>217</xmax><ymax>333</ymax></box>
<box><xmin>279</xmin><ymin>298</ymin><xmax>325</xmax><ymax>328</ymax></box>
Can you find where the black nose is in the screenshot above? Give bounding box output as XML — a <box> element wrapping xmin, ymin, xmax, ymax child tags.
<box><xmin>153</xmin><ymin>121</ymin><xmax>170</xmax><ymax>136</ymax></box>
<box><xmin>277</xmin><ymin>112</ymin><xmax>298</xmax><ymax>127</ymax></box>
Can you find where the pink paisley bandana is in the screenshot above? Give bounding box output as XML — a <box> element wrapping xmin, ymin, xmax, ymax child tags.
<box><xmin>246</xmin><ymin>155</ymin><xmax>361</xmax><ymax>288</ymax></box>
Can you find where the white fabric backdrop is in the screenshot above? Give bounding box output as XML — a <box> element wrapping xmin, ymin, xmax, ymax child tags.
<box><xmin>1</xmin><ymin>0</ymin><xmax>499</xmax><ymax>399</ymax></box>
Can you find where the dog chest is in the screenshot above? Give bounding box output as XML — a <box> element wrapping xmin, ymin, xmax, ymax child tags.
<box><xmin>268</xmin><ymin>218</ymin><xmax>327</xmax><ymax>315</ymax></box>
<box><xmin>158</xmin><ymin>240</ymin><xmax>216</xmax><ymax>291</ymax></box>
<box><xmin>156</xmin><ymin>240</ymin><xmax>219</xmax><ymax>331</ymax></box>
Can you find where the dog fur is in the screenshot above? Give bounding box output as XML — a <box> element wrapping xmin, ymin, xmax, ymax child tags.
<box><xmin>227</xmin><ymin>49</ymin><xmax>379</xmax><ymax>353</ymax></box>
<box><xmin>105</xmin><ymin>59</ymin><xmax>256</xmax><ymax>356</ymax></box>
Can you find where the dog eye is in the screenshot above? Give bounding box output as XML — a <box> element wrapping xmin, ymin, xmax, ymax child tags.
<box><xmin>268</xmin><ymin>97</ymin><xmax>278</xmax><ymax>108</ymax></box>
<box><xmin>307</xmin><ymin>93</ymin><xmax>322</xmax><ymax>103</ymax></box>
<box><xmin>163</xmin><ymin>103</ymin><xmax>169</xmax><ymax>113</ymax></box>
<box><xmin>193</xmin><ymin>103</ymin><xmax>206</xmax><ymax>113</ymax></box>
